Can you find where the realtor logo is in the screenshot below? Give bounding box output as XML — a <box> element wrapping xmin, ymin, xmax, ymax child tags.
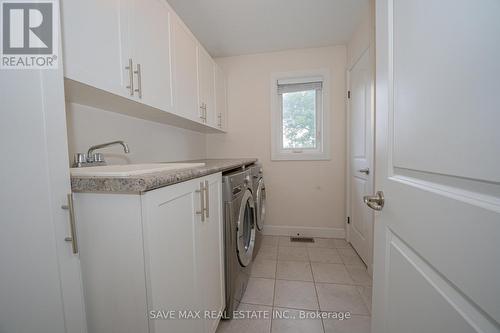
<box><xmin>1</xmin><ymin>0</ymin><xmax>58</xmax><ymax>69</ymax></box>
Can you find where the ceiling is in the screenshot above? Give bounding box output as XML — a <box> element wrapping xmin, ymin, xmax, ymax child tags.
<box><xmin>167</xmin><ymin>0</ymin><xmax>369</xmax><ymax>57</ymax></box>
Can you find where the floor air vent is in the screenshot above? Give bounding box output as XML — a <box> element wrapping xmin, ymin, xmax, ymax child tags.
<box><xmin>290</xmin><ymin>237</ymin><xmax>315</xmax><ymax>243</ymax></box>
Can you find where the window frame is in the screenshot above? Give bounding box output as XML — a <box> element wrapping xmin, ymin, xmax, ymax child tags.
<box><xmin>270</xmin><ymin>69</ymin><xmax>331</xmax><ymax>161</ymax></box>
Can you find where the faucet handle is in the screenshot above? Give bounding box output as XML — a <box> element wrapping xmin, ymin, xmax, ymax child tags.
<box><xmin>74</xmin><ymin>153</ymin><xmax>87</xmax><ymax>166</ymax></box>
<box><xmin>93</xmin><ymin>153</ymin><xmax>105</xmax><ymax>163</ymax></box>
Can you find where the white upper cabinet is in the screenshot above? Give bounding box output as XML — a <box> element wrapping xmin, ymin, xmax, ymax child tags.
<box><xmin>61</xmin><ymin>0</ymin><xmax>226</xmax><ymax>132</ymax></box>
<box><xmin>129</xmin><ymin>0</ymin><xmax>173</xmax><ymax>111</ymax></box>
<box><xmin>61</xmin><ymin>0</ymin><xmax>131</xmax><ymax>97</ymax></box>
<box><xmin>171</xmin><ymin>14</ymin><xmax>200</xmax><ymax>122</ymax></box>
<box><xmin>215</xmin><ymin>64</ymin><xmax>228</xmax><ymax>131</ymax></box>
<box><xmin>197</xmin><ymin>46</ymin><xmax>216</xmax><ymax>127</ymax></box>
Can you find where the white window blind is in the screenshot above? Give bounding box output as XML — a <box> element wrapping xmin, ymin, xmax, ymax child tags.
<box><xmin>277</xmin><ymin>79</ymin><xmax>323</xmax><ymax>95</ymax></box>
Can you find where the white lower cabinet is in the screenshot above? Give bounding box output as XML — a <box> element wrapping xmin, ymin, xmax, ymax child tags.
<box><xmin>74</xmin><ymin>173</ymin><xmax>224</xmax><ymax>333</ymax></box>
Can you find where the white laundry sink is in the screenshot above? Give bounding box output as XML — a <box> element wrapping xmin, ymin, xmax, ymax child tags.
<box><xmin>70</xmin><ymin>163</ymin><xmax>205</xmax><ymax>177</ymax></box>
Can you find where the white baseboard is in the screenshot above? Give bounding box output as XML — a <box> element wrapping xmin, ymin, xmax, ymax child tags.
<box><xmin>262</xmin><ymin>225</ymin><xmax>346</xmax><ymax>239</ymax></box>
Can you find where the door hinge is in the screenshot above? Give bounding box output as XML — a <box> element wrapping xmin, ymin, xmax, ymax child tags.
<box><xmin>347</xmin><ymin>91</ymin><xmax>351</xmax><ymax>99</ymax></box>
<box><xmin>347</xmin><ymin>216</ymin><xmax>350</xmax><ymax>224</ymax></box>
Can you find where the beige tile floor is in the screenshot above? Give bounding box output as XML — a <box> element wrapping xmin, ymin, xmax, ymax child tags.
<box><xmin>217</xmin><ymin>236</ymin><xmax>372</xmax><ymax>333</ymax></box>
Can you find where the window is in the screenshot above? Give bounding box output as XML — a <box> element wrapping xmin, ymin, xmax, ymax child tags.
<box><xmin>271</xmin><ymin>70</ymin><xmax>330</xmax><ymax>160</ymax></box>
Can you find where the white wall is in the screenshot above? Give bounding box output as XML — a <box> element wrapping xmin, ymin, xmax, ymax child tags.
<box><xmin>347</xmin><ymin>6</ymin><xmax>371</xmax><ymax>69</ymax></box>
<box><xmin>207</xmin><ymin>46</ymin><xmax>347</xmax><ymax>238</ymax></box>
<box><xmin>66</xmin><ymin>103</ymin><xmax>207</xmax><ymax>165</ymax></box>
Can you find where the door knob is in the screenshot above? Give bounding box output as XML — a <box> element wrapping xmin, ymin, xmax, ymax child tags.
<box><xmin>363</xmin><ymin>191</ymin><xmax>385</xmax><ymax>211</ymax></box>
<box><xmin>358</xmin><ymin>168</ymin><xmax>370</xmax><ymax>175</ymax></box>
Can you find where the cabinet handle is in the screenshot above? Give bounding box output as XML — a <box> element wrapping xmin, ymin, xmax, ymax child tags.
<box><xmin>200</xmin><ymin>103</ymin><xmax>205</xmax><ymax>121</ymax></box>
<box><xmin>61</xmin><ymin>193</ymin><xmax>78</xmax><ymax>254</ymax></box>
<box><xmin>204</xmin><ymin>180</ymin><xmax>209</xmax><ymax>218</ymax></box>
<box><xmin>217</xmin><ymin>113</ymin><xmax>222</xmax><ymax>128</ymax></box>
<box><xmin>196</xmin><ymin>182</ymin><xmax>205</xmax><ymax>222</ymax></box>
<box><xmin>134</xmin><ymin>63</ymin><xmax>142</xmax><ymax>99</ymax></box>
<box><xmin>125</xmin><ymin>58</ymin><xmax>134</xmax><ymax>96</ymax></box>
<box><xmin>199</xmin><ymin>103</ymin><xmax>207</xmax><ymax>122</ymax></box>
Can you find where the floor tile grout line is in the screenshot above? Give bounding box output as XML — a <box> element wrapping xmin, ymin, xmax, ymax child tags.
<box><xmin>312</xmin><ymin>280</ymin><xmax>372</xmax><ymax>288</ymax></box>
<box><xmin>270</xmin><ymin>248</ymin><xmax>279</xmax><ymax>333</ymax></box>
<box><xmin>355</xmin><ymin>285</ymin><xmax>372</xmax><ymax>315</ymax></box>
<box><xmin>250</xmin><ymin>237</ymin><xmax>370</xmax><ymax>332</ymax></box>
<box><xmin>239</xmin><ymin>300</ymin><xmax>372</xmax><ymax>318</ymax></box>
<box><xmin>345</xmin><ymin>264</ymin><xmax>372</xmax><ymax>286</ymax></box>
<box><xmin>314</xmin><ymin>281</ymin><xmax>371</xmax><ymax>316</ymax></box>
<box><xmin>308</xmin><ymin>245</ymin><xmax>327</xmax><ymax>333</ymax></box>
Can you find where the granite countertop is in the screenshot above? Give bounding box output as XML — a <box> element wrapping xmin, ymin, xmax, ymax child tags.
<box><xmin>71</xmin><ymin>158</ymin><xmax>257</xmax><ymax>194</ymax></box>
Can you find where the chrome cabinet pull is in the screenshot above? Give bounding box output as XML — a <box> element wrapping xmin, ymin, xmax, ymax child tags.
<box><xmin>196</xmin><ymin>182</ymin><xmax>205</xmax><ymax>222</ymax></box>
<box><xmin>217</xmin><ymin>113</ymin><xmax>222</xmax><ymax>128</ymax></box>
<box><xmin>200</xmin><ymin>103</ymin><xmax>205</xmax><ymax>121</ymax></box>
<box><xmin>199</xmin><ymin>103</ymin><xmax>207</xmax><ymax>122</ymax></box>
<box><xmin>134</xmin><ymin>63</ymin><xmax>142</xmax><ymax>99</ymax></box>
<box><xmin>204</xmin><ymin>180</ymin><xmax>209</xmax><ymax>218</ymax></box>
<box><xmin>358</xmin><ymin>168</ymin><xmax>370</xmax><ymax>175</ymax></box>
<box><xmin>125</xmin><ymin>58</ymin><xmax>134</xmax><ymax>96</ymax></box>
<box><xmin>363</xmin><ymin>191</ymin><xmax>385</xmax><ymax>211</ymax></box>
<box><xmin>61</xmin><ymin>193</ymin><xmax>78</xmax><ymax>254</ymax></box>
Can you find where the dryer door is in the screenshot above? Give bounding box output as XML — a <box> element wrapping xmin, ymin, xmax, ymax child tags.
<box><xmin>255</xmin><ymin>178</ymin><xmax>266</xmax><ymax>231</ymax></box>
<box><xmin>236</xmin><ymin>189</ymin><xmax>256</xmax><ymax>267</ymax></box>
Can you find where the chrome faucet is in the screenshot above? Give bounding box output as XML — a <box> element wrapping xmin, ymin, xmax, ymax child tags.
<box><xmin>73</xmin><ymin>140</ymin><xmax>130</xmax><ymax>167</ymax></box>
<box><xmin>88</xmin><ymin>140</ymin><xmax>130</xmax><ymax>157</ymax></box>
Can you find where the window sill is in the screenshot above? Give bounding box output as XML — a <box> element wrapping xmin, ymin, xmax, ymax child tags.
<box><xmin>271</xmin><ymin>151</ymin><xmax>331</xmax><ymax>161</ymax></box>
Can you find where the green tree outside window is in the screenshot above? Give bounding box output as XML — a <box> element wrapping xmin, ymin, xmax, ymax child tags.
<box><xmin>282</xmin><ymin>90</ymin><xmax>317</xmax><ymax>149</ymax></box>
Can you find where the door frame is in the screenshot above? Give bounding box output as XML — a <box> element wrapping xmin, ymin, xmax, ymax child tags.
<box><xmin>345</xmin><ymin>45</ymin><xmax>376</xmax><ymax>275</ymax></box>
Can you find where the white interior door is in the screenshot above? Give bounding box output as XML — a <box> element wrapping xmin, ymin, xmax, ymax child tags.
<box><xmin>372</xmin><ymin>1</ymin><xmax>500</xmax><ymax>332</ymax></box>
<box><xmin>348</xmin><ymin>49</ymin><xmax>374</xmax><ymax>272</ymax></box>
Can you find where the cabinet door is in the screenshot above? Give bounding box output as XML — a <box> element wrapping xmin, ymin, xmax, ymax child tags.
<box><xmin>198</xmin><ymin>47</ymin><xmax>216</xmax><ymax>127</ymax></box>
<box><xmin>61</xmin><ymin>0</ymin><xmax>131</xmax><ymax>98</ymax></box>
<box><xmin>171</xmin><ymin>15</ymin><xmax>200</xmax><ymax>122</ymax></box>
<box><xmin>142</xmin><ymin>179</ymin><xmax>204</xmax><ymax>333</ymax></box>
<box><xmin>74</xmin><ymin>193</ymin><xmax>149</xmax><ymax>333</ymax></box>
<box><xmin>130</xmin><ymin>0</ymin><xmax>172</xmax><ymax>111</ymax></box>
<box><xmin>197</xmin><ymin>173</ymin><xmax>225</xmax><ymax>333</ymax></box>
<box><xmin>215</xmin><ymin>64</ymin><xmax>228</xmax><ymax>131</ymax></box>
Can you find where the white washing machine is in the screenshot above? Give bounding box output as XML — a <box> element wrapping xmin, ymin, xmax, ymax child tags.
<box><xmin>249</xmin><ymin>164</ymin><xmax>266</xmax><ymax>259</ymax></box>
